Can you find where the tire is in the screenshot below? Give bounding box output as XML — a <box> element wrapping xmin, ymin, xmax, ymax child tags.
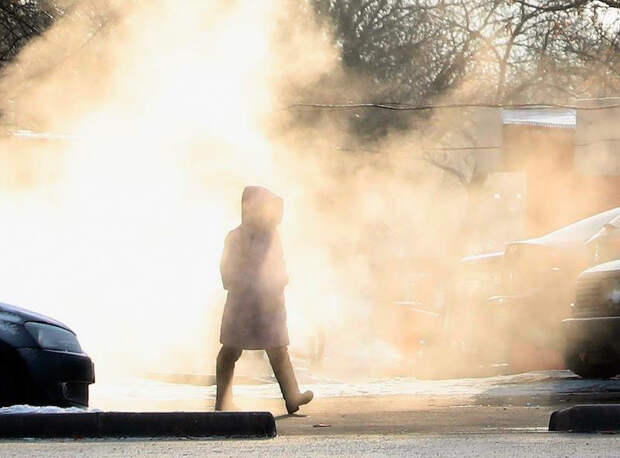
<box><xmin>0</xmin><ymin>345</ymin><xmax>28</xmax><ymax>407</ymax></box>
<box><xmin>566</xmin><ymin>351</ymin><xmax>620</xmax><ymax>379</ymax></box>
<box><xmin>0</xmin><ymin>373</ymin><xmax>21</xmax><ymax>407</ymax></box>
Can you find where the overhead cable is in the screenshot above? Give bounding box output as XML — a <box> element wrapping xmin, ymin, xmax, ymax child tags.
<box><xmin>290</xmin><ymin>102</ymin><xmax>620</xmax><ymax>111</ymax></box>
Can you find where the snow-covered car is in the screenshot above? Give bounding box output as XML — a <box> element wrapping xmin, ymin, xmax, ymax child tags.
<box><xmin>436</xmin><ymin>207</ymin><xmax>620</xmax><ymax>375</ymax></box>
<box><xmin>489</xmin><ymin>207</ymin><xmax>620</xmax><ymax>372</ymax></box>
<box><xmin>0</xmin><ymin>303</ymin><xmax>94</xmax><ymax>407</ymax></box>
<box><xmin>563</xmin><ymin>214</ymin><xmax>620</xmax><ymax>378</ymax></box>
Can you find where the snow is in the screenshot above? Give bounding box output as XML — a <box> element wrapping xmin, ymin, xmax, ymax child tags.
<box><xmin>10</xmin><ymin>130</ymin><xmax>78</xmax><ymax>141</ymax></box>
<box><xmin>2</xmin><ymin>370</ymin><xmax>616</xmax><ymax>414</ymax></box>
<box><xmin>0</xmin><ymin>370</ymin><xmax>610</xmax><ymax>412</ymax></box>
<box><xmin>501</xmin><ymin>108</ymin><xmax>576</xmax><ymax>129</ymax></box>
<box><xmin>90</xmin><ymin>370</ymin><xmax>620</xmax><ymax>403</ymax></box>
<box><xmin>0</xmin><ymin>405</ymin><xmax>98</xmax><ymax>414</ymax></box>
<box><xmin>539</xmin><ymin>207</ymin><xmax>620</xmax><ymax>245</ymax></box>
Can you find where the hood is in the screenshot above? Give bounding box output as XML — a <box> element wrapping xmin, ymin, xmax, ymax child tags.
<box><xmin>241</xmin><ymin>186</ymin><xmax>283</xmax><ymax>229</ymax></box>
<box><xmin>460</xmin><ymin>251</ymin><xmax>504</xmax><ymax>264</ymax></box>
<box><xmin>586</xmin><ymin>214</ymin><xmax>620</xmax><ymax>246</ymax></box>
<box><xmin>580</xmin><ymin>259</ymin><xmax>620</xmax><ymax>277</ymax></box>
<box><xmin>0</xmin><ymin>302</ymin><xmax>72</xmax><ymax>332</ymax></box>
<box><xmin>510</xmin><ymin>207</ymin><xmax>620</xmax><ymax>249</ymax></box>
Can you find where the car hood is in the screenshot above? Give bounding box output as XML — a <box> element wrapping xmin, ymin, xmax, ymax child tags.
<box><xmin>586</xmin><ymin>215</ymin><xmax>620</xmax><ymax>245</ymax></box>
<box><xmin>580</xmin><ymin>259</ymin><xmax>620</xmax><ymax>277</ymax></box>
<box><xmin>0</xmin><ymin>302</ymin><xmax>72</xmax><ymax>332</ymax></box>
<box><xmin>511</xmin><ymin>207</ymin><xmax>620</xmax><ymax>250</ymax></box>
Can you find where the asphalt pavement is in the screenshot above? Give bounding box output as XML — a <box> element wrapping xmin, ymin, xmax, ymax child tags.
<box><xmin>1</xmin><ymin>433</ymin><xmax>620</xmax><ymax>457</ymax></box>
<box><xmin>4</xmin><ymin>370</ymin><xmax>620</xmax><ymax>456</ymax></box>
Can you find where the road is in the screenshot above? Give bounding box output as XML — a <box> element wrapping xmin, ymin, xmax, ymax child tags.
<box><xmin>4</xmin><ymin>370</ymin><xmax>620</xmax><ymax>456</ymax></box>
<box><xmin>1</xmin><ymin>433</ymin><xmax>620</xmax><ymax>457</ymax></box>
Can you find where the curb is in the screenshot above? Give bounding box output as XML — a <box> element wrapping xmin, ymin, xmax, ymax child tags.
<box><xmin>549</xmin><ymin>404</ymin><xmax>620</xmax><ymax>432</ymax></box>
<box><xmin>0</xmin><ymin>411</ymin><xmax>276</xmax><ymax>438</ymax></box>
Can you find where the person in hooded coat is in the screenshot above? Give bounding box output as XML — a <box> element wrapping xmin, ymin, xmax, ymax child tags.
<box><xmin>215</xmin><ymin>186</ymin><xmax>313</xmax><ymax>414</ymax></box>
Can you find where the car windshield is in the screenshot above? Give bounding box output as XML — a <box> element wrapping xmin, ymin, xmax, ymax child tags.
<box><xmin>503</xmin><ymin>245</ymin><xmax>559</xmax><ymax>295</ymax></box>
<box><xmin>456</xmin><ymin>253</ymin><xmax>504</xmax><ymax>305</ymax></box>
<box><xmin>458</xmin><ymin>272</ymin><xmax>502</xmax><ymax>303</ymax></box>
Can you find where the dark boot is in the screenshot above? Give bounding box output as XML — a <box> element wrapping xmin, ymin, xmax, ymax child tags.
<box><xmin>267</xmin><ymin>346</ymin><xmax>313</xmax><ymax>414</ymax></box>
<box><xmin>215</xmin><ymin>346</ymin><xmax>242</xmax><ymax>411</ymax></box>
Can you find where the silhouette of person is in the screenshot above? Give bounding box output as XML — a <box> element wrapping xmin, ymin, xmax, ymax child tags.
<box><xmin>215</xmin><ymin>186</ymin><xmax>313</xmax><ymax>413</ymax></box>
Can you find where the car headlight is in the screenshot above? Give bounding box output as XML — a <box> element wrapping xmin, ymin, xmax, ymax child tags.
<box><xmin>25</xmin><ymin>322</ymin><xmax>83</xmax><ymax>354</ymax></box>
<box><xmin>601</xmin><ymin>278</ymin><xmax>620</xmax><ymax>307</ymax></box>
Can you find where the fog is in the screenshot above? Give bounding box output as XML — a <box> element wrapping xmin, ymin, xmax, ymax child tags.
<box><xmin>0</xmin><ymin>0</ymin><xmax>617</xmax><ymax>381</ymax></box>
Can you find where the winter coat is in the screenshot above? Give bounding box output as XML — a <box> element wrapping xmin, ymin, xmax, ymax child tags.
<box><xmin>219</xmin><ymin>186</ymin><xmax>289</xmax><ymax>350</ymax></box>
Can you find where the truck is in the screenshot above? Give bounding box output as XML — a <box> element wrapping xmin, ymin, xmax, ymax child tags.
<box><xmin>408</xmin><ymin>207</ymin><xmax>620</xmax><ymax>376</ymax></box>
<box><xmin>563</xmin><ymin>213</ymin><xmax>620</xmax><ymax>378</ymax></box>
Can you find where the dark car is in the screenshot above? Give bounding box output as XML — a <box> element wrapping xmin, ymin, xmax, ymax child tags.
<box><xmin>433</xmin><ymin>207</ymin><xmax>620</xmax><ymax>375</ymax></box>
<box><xmin>483</xmin><ymin>207</ymin><xmax>620</xmax><ymax>372</ymax></box>
<box><xmin>0</xmin><ymin>302</ymin><xmax>95</xmax><ymax>407</ymax></box>
<box><xmin>563</xmin><ymin>214</ymin><xmax>620</xmax><ymax>378</ymax></box>
<box><xmin>411</xmin><ymin>251</ymin><xmax>507</xmax><ymax>378</ymax></box>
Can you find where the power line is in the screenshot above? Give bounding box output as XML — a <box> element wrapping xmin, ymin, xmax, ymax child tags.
<box><xmin>7</xmin><ymin>130</ymin><xmax>620</xmax><ymax>152</ymax></box>
<box><xmin>424</xmin><ymin>138</ymin><xmax>620</xmax><ymax>151</ymax></box>
<box><xmin>338</xmin><ymin>138</ymin><xmax>620</xmax><ymax>153</ymax></box>
<box><xmin>290</xmin><ymin>102</ymin><xmax>620</xmax><ymax>111</ymax></box>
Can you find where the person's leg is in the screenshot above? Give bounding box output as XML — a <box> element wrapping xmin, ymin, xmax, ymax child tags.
<box><xmin>266</xmin><ymin>346</ymin><xmax>313</xmax><ymax>414</ymax></box>
<box><xmin>215</xmin><ymin>346</ymin><xmax>242</xmax><ymax>411</ymax></box>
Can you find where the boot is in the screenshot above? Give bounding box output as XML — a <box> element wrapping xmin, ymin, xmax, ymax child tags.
<box><xmin>267</xmin><ymin>347</ymin><xmax>314</xmax><ymax>414</ymax></box>
<box><xmin>215</xmin><ymin>346</ymin><xmax>242</xmax><ymax>411</ymax></box>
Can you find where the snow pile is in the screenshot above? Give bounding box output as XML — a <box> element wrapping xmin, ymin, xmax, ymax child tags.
<box><xmin>0</xmin><ymin>405</ymin><xmax>99</xmax><ymax>414</ymax></box>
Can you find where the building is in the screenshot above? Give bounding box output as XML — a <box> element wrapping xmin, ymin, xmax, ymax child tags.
<box><xmin>466</xmin><ymin>100</ymin><xmax>619</xmax><ymax>250</ymax></box>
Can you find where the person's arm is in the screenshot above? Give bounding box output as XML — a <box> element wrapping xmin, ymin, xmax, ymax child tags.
<box><xmin>220</xmin><ymin>232</ymin><xmax>243</xmax><ymax>291</ymax></box>
<box><xmin>273</xmin><ymin>233</ymin><xmax>289</xmax><ymax>289</ymax></box>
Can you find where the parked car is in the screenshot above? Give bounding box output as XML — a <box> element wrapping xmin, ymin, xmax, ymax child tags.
<box><xmin>563</xmin><ymin>213</ymin><xmax>620</xmax><ymax>378</ymax></box>
<box><xmin>444</xmin><ymin>251</ymin><xmax>506</xmax><ymax>366</ymax></box>
<box><xmin>481</xmin><ymin>207</ymin><xmax>620</xmax><ymax>372</ymax></box>
<box><xmin>0</xmin><ymin>302</ymin><xmax>94</xmax><ymax>407</ymax></box>
<box><xmin>389</xmin><ymin>258</ymin><xmax>454</xmax><ymax>360</ymax></box>
<box><xmin>420</xmin><ymin>207</ymin><xmax>620</xmax><ymax>376</ymax></box>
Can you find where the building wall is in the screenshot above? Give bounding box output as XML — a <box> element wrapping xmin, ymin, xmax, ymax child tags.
<box><xmin>575</xmin><ymin>100</ymin><xmax>620</xmax><ymax>218</ymax></box>
<box><xmin>502</xmin><ymin>124</ymin><xmax>578</xmax><ymax>236</ymax></box>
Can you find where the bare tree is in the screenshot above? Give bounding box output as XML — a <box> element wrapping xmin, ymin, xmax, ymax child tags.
<box><xmin>0</xmin><ymin>0</ymin><xmax>58</xmax><ymax>66</ymax></box>
<box><xmin>515</xmin><ymin>1</ymin><xmax>620</xmax><ymax>11</ymax></box>
<box><xmin>310</xmin><ymin>0</ymin><xmax>471</xmax><ymax>138</ymax></box>
<box><xmin>308</xmin><ymin>0</ymin><xmax>620</xmax><ymax>139</ymax></box>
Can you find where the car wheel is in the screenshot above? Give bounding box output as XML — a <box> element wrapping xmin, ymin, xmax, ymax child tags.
<box><xmin>0</xmin><ymin>346</ymin><xmax>27</xmax><ymax>407</ymax></box>
<box><xmin>566</xmin><ymin>351</ymin><xmax>620</xmax><ymax>379</ymax></box>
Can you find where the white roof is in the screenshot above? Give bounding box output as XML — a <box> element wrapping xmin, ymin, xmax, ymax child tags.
<box><xmin>10</xmin><ymin>130</ymin><xmax>78</xmax><ymax>140</ymax></box>
<box><xmin>502</xmin><ymin>108</ymin><xmax>576</xmax><ymax>129</ymax></box>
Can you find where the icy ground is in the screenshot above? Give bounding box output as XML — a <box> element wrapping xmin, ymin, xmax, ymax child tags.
<box><xmin>90</xmin><ymin>370</ymin><xmax>620</xmax><ymax>405</ymax></box>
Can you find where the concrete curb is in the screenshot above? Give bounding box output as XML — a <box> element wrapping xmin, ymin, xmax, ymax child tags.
<box><xmin>549</xmin><ymin>404</ymin><xmax>620</xmax><ymax>432</ymax></box>
<box><xmin>0</xmin><ymin>411</ymin><xmax>276</xmax><ymax>438</ymax></box>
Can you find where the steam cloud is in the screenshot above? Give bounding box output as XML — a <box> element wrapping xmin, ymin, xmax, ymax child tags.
<box><xmin>0</xmin><ymin>0</ymin><xmax>615</xmax><ymax>380</ymax></box>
